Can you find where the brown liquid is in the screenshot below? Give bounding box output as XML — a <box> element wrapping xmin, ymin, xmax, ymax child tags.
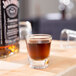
<box><xmin>27</xmin><ymin>41</ymin><xmax>51</xmax><ymax>60</ymax></box>
<box><xmin>0</xmin><ymin>42</ymin><xmax>19</xmax><ymax>57</ymax></box>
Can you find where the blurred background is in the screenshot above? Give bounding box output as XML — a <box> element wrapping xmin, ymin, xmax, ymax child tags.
<box><xmin>19</xmin><ymin>0</ymin><xmax>76</xmax><ymax>40</ymax></box>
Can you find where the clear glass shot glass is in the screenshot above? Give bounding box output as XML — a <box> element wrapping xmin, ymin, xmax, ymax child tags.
<box><xmin>60</xmin><ymin>29</ymin><xmax>76</xmax><ymax>48</ymax></box>
<box><xmin>26</xmin><ymin>34</ymin><xmax>52</xmax><ymax>69</ymax></box>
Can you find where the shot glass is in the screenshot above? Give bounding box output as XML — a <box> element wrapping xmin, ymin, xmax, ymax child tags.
<box><xmin>60</xmin><ymin>29</ymin><xmax>76</xmax><ymax>48</ymax></box>
<box><xmin>26</xmin><ymin>34</ymin><xmax>52</xmax><ymax>69</ymax></box>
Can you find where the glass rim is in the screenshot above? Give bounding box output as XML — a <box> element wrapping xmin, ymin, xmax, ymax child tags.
<box><xmin>26</xmin><ymin>34</ymin><xmax>52</xmax><ymax>40</ymax></box>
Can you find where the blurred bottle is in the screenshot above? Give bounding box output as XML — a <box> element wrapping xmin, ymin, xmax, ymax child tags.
<box><xmin>0</xmin><ymin>0</ymin><xmax>19</xmax><ymax>57</ymax></box>
<box><xmin>59</xmin><ymin>3</ymin><xmax>67</xmax><ymax>19</ymax></box>
<box><xmin>59</xmin><ymin>0</ymin><xmax>74</xmax><ymax>19</ymax></box>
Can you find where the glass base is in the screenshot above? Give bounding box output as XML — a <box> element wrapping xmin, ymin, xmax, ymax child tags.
<box><xmin>29</xmin><ymin>57</ymin><xmax>49</xmax><ymax>69</ymax></box>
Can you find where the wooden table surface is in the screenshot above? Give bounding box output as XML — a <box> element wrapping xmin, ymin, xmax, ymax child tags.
<box><xmin>0</xmin><ymin>40</ymin><xmax>76</xmax><ymax>76</ymax></box>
